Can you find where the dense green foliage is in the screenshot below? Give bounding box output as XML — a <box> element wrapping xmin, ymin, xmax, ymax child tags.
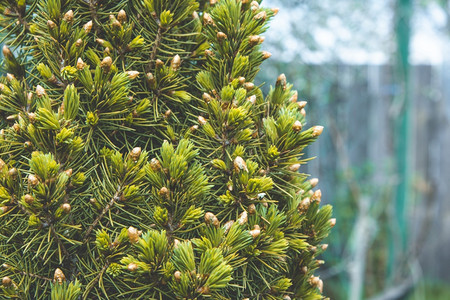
<box><xmin>0</xmin><ymin>0</ymin><xmax>333</xmax><ymax>299</ymax></box>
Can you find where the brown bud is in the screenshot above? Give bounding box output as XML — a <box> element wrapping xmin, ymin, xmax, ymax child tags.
<box><xmin>28</xmin><ymin>174</ymin><xmax>39</xmax><ymax>186</ymax></box>
<box><xmin>312</xmin><ymin>126</ymin><xmax>324</xmax><ymax>137</ymax></box>
<box><xmin>233</xmin><ymin>156</ymin><xmax>248</xmax><ymax>173</ymax></box>
<box><xmin>174</xmin><ymin>270</ymin><xmax>182</xmax><ymax>282</ymax></box>
<box><xmin>330</xmin><ymin>218</ymin><xmax>336</xmax><ymax>227</ymax></box>
<box><xmin>118</xmin><ymin>9</ymin><xmax>127</xmax><ymax>23</ymax></box>
<box><xmin>321</xmin><ymin>244</ymin><xmax>329</xmax><ymax>251</ymax></box>
<box><xmin>203</xmin><ymin>13</ymin><xmax>214</xmax><ymax>25</ymax></box>
<box><xmin>299</xmin><ymin>198</ymin><xmax>310</xmax><ymax>211</ymax></box>
<box><xmin>36</xmin><ymin>85</ymin><xmax>46</xmax><ymax>97</ymax></box>
<box><xmin>238</xmin><ymin>211</ymin><xmax>248</xmax><ymax>225</ymax></box>
<box><xmin>64</xmin><ymin>169</ymin><xmax>73</xmax><ymax>177</ymax></box>
<box><xmin>190</xmin><ymin>125</ymin><xmax>199</xmax><ymax>132</ymax></box>
<box><xmin>223</xmin><ymin>220</ymin><xmax>234</xmax><ymax>232</ymax></box>
<box><xmin>247</xmin><ymin>95</ymin><xmax>256</xmax><ymax>105</ymax></box>
<box><xmin>290</xmin><ymin>91</ymin><xmax>298</xmax><ymax>103</ymax></box>
<box><xmin>272</xmin><ymin>8</ymin><xmax>280</xmax><ymax>15</ymax></box>
<box><xmin>254</xmin><ymin>11</ymin><xmax>267</xmax><ymax>21</ymax></box>
<box><xmin>47</xmin><ymin>20</ymin><xmax>57</xmax><ymax>29</ymax></box>
<box><xmin>204</xmin><ymin>212</ymin><xmax>219</xmax><ymax>227</ymax></box>
<box><xmin>0</xmin><ymin>206</ymin><xmax>10</xmax><ymax>214</ymax></box>
<box><xmin>204</xmin><ymin>49</ymin><xmax>214</xmax><ymax>57</ymax></box>
<box><xmin>150</xmin><ymin>158</ymin><xmax>161</xmax><ymax>171</ymax></box>
<box><xmin>312</xmin><ymin>189</ymin><xmax>322</xmax><ymax>202</ymax></box>
<box><xmin>159</xmin><ymin>187</ymin><xmax>169</xmax><ymax>198</ymax></box>
<box><xmin>155</xmin><ymin>59</ymin><xmax>164</xmax><ymax>68</ymax></box>
<box><xmin>238</xmin><ymin>76</ymin><xmax>246</xmax><ymax>85</ymax></box>
<box><xmin>249</xmin><ymin>224</ymin><xmax>261</xmax><ymax>238</ymax></box>
<box><xmin>202</xmin><ymin>93</ymin><xmax>213</xmax><ymax>103</ymax></box>
<box><xmin>76</xmin><ymin>58</ymin><xmax>85</xmax><ymax>70</ymax></box>
<box><xmin>289</xmin><ymin>164</ymin><xmax>301</xmax><ymax>172</ymax></box>
<box><xmin>146</xmin><ymin>72</ymin><xmax>155</xmax><ymax>86</ymax></box>
<box><xmin>64</xmin><ymin>10</ymin><xmax>74</xmax><ymax>22</ymax></box>
<box><xmin>127</xmin><ymin>71</ymin><xmax>139</xmax><ymax>80</ymax></box>
<box><xmin>171</xmin><ymin>54</ymin><xmax>181</xmax><ymax>71</ymax></box>
<box><xmin>309</xmin><ymin>275</ymin><xmax>320</xmax><ymax>287</ymax></box>
<box><xmin>301</xmin><ymin>266</ymin><xmax>308</xmax><ymax>273</ymax></box>
<box><xmin>292</xmin><ymin>120</ymin><xmax>302</xmax><ymax>132</ymax></box>
<box><xmin>276</xmin><ymin>74</ymin><xmax>287</xmax><ymax>90</ymax></box>
<box><xmin>2</xmin><ymin>276</ymin><xmax>11</xmax><ymax>287</ymax></box>
<box><xmin>300</xmin><ymin>108</ymin><xmax>306</xmax><ymax>117</ymax></box>
<box><xmin>8</xmin><ymin>168</ymin><xmax>17</xmax><ymax>179</ymax></box>
<box><xmin>2</xmin><ymin>45</ymin><xmax>12</xmax><ymax>58</ymax></box>
<box><xmin>251</xmin><ymin>1</ymin><xmax>260</xmax><ymax>11</ymax></box>
<box><xmin>262</xmin><ymin>51</ymin><xmax>272</xmax><ymax>60</ymax></box>
<box><xmin>243</xmin><ymin>82</ymin><xmax>254</xmax><ymax>91</ymax></box>
<box><xmin>12</xmin><ymin>123</ymin><xmax>20</xmax><ymax>132</ymax></box>
<box><xmin>297</xmin><ymin>101</ymin><xmax>307</xmax><ymax>110</ymax></box>
<box><xmin>173</xmin><ymin>238</ymin><xmax>181</xmax><ymax>248</ymax></box>
<box><xmin>127</xmin><ymin>226</ymin><xmax>140</xmax><ymax>243</ymax></box>
<box><xmin>310</xmin><ymin>178</ymin><xmax>319</xmax><ymax>187</ymax></box>
<box><xmin>61</xmin><ymin>203</ymin><xmax>71</xmax><ymax>213</ymax></box>
<box><xmin>53</xmin><ymin>268</ymin><xmax>65</xmax><ymax>284</ymax></box>
<box><xmin>318</xmin><ymin>279</ymin><xmax>324</xmax><ymax>293</ymax></box>
<box><xmin>130</xmin><ymin>147</ymin><xmax>142</xmax><ymax>161</ymax></box>
<box><xmin>0</xmin><ymin>159</ymin><xmax>4</xmax><ymax>169</ymax></box>
<box><xmin>6</xmin><ymin>73</ymin><xmax>15</xmax><ymax>82</ymax></box>
<box><xmin>100</xmin><ymin>57</ymin><xmax>112</xmax><ymax>72</ymax></box>
<box><xmin>24</xmin><ymin>194</ymin><xmax>34</xmax><ymax>204</ymax></box>
<box><xmin>75</xmin><ymin>39</ymin><xmax>83</xmax><ymax>47</ymax></box>
<box><xmin>84</xmin><ymin>20</ymin><xmax>93</xmax><ymax>33</ymax></box>
<box><xmin>283</xmin><ymin>296</ymin><xmax>291</xmax><ymax>300</ymax></box>
<box><xmin>198</xmin><ymin>116</ymin><xmax>207</xmax><ymax>125</ymax></box>
<box><xmin>217</xmin><ymin>31</ymin><xmax>227</xmax><ymax>41</ymax></box>
<box><xmin>112</xmin><ymin>19</ymin><xmax>121</xmax><ymax>29</ymax></box>
<box><xmin>248</xmin><ymin>204</ymin><xmax>256</xmax><ymax>214</ymax></box>
<box><xmin>127</xmin><ymin>263</ymin><xmax>138</xmax><ymax>272</ymax></box>
<box><xmin>249</xmin><ymin>35</ymin><xmax>263</xmax><ymax>46</ymax></box>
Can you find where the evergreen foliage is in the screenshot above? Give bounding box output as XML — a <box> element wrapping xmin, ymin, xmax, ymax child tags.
<box><xmin>0</xmin><ymin>0</ymin><xmax>334</xmax><ymax>299</ymax></box>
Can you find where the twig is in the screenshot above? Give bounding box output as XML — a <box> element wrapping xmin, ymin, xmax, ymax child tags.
<box><xmin>147</xmin><ymin>26</ymin><xmax>163</xmax><ymax>72</ymax></box>
<box><xmin>13</xmin><ymin>269</ymin><xmax>52</xmax><ymax>282</ymax></box>
<box><xmin>82</xmin><ymin>260</ymin><xmax>110</xmax><ymax>299</ymax></box>
<box><xmin>83</xmin><ymin>193</ymin><xmax>119</xmax><ymax>242</ymax></box>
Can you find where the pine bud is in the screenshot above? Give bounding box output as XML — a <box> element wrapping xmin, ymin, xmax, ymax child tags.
<box><xmin>24</xmin><ymin>194</ymin><xmax>34</xmax><ymax>204</ymax></box>
<box><xmin>289</xmin><ymin>164</ymin><xmax>300</xmax><ymax>172</ymax></box>
<box><xmin>2</xmin><ymin>276</ymin><xmax>11</xmax><ymax>287</ymax></box>
<box><xmin>271</xmin><ymin>8</ymin><xmax>280</xmax><ymax>15</ymax></box>
<box><xmin>171</xmin><ymin>54</ymin><xmax>181</xmax><ymax>71</ymax></box>
<box><xmin>174</xmin><ymin>271</ymin><xmax>182</xmax><ymax>282</ymax></box>
<box><xmin>75</xmin><ymin>39</ymin><xmax>83</xmax><ymax>48</ymax></box>
<box><xmin>190</xmin><ymin>125</ymin><xmax>198</xmax><ymax>132</ymax></box>
<box><xmin>290</xmin><ymin>91</ymin><xmax>298</xmax><ymax>103</ymax></box>
<box><xmin>150</xmin><ymin>158</ymin><xmax>161</xmax><ymax>171</ymax></box>
<box><xmin>64</xmin><ymin>169</ymin><xmax>73</xmax><ymax>177</ymax></box>
<box><xmin>238</xmin><ymin>76</ymin><xmax>246</xmax><ymax>85</ymax></box>
<box><xmin>118</xmin><ymin>10</ymin><xmax>127</xmax><ymax>23</ymax></box>
<box><xmin>0</xmin><ymin>206</ymin><xmax>10</xmax><ymax>215</ymax></box>
<box><xmin>47</xmin><ymin>20</ymin><xmax>56</xmax><ymax>29</ymax></box>
<box><xmin>112</xmin><ymin>19</ymin><xmax>121</xmax><ymax>29</ymax></box>
<box><xmin>223</xmin><ymin>220</ymin><xmax>234</xmax><ymax>232</ymax></box>
<box><xmin>292</xmin><ymin>120</ymin><xmax>302</xmax><ymax>132</ymax></box>
<box><xmin>129</xmin><ymin>147</ymin><xmax>141</xmax><ymax>161</ymax></box>
<box><xmin>283</xmin><ymin>296</ymin><xmax>291</xmax><ymax>300</ymax></box>
<box><xmin>249</xmin><ymin>35</ymin><xmax>264</xmax><ymax>46</ymax></box>
<box><xmin>0</xmin><ymin>159</ymin><xmax>4</xmax><ymax>169</ymax></box>
<box><xmin>203</xmin><ymin>13</ymin><xmax>214</xmax><ymax>25</ymax></box>
<box><xmin>297</xmin><ymin>101</ymin><xmax>307</xmax><ymax>110</ymax></box>
<box><xmin>254</xmin><ymin>11</ymin><xmax>267</xmax><ymax>21</ymax></box>
<box><xmin>318</xmin><ymin>279</ymin><xmax>324</xmax><ymax>293</ymax></box>
<box><xmin>146</xmin><ymin>72</ymin><xmax>155</xmax><ymax>86</ymax></box>
<box><xmin>173</xmin><ymin>238</ymin><xmax>181</xmax><ymax>248</ymax></box>
<box><xmin>61</xmin><ymin>203</ymin><xmax>71</xmax><ymax>213</ymax></box>
<box><xmin>249</xmin><ymin>224</ymin><xmax>261</xmax><ymax>238</ymax></box>
<box><xmin>198</xmin><ymin>116</ymin><xmax>207</xmax><ymax>125</ymax></box>
<box><xmin>204</xmin><ymin>49</ymin><xmax>214</xmax><ymax>57</ymax></box>
<box><xmin>276</xmin><ymin>73</ymin><xmax>287</xmax><ymax>90</ymax></box>
<box><xmin>6</xmin><ymin>73</ymin><xmax>15</xmax><ymax>82</ymax></box>
<box><xmin>53</xmin><ymin>268</ymin><xmax>65</xmax><ymax>284</ymax></box>
<box><xmin>209</xmin><ymin>0</ymin><xmax>217</xmax><ymax>4</ymax></box>
<box><xmin>238</xmin><ymin>211</ymin><xmax>248</xmax><ymax>225</ymax></box>
<box><xmin>243</xmin><ymin>82</ymin><xmax>254</xmax><ymax>91</ymax></box>
<box><xmin>251</xmin><ymin>1</ymin><xmax>259</xmax><ymax>11</ymax></box>
<box><xmin>36</xmin><ymin>85</ymin><xmax>46</xmax><ymax>97</ymax></box>
<box><xmin>312</xmin><ymin>189</ymin><xmax>322</xmax><ymax>202</ymax></box>
<box><xmin>312</xmin><ymin>126</ymin><xmax>324</xmax><ymax>137</ymax></box>
<box><xmin>298</xmin><ymin>198</ymin><xmax>310</xmax><ymax>211</ymax></box>
<box><xmin>321</xmin><ymin>244</ymin><xmax>329</xmax><ymax>250</ymax></box>
<box><xmin>262</xmin><ymin>51</ymin><xmax>272</xmax><ymax>59</ymax></box>
<box><xmin>248</xmin><ymin>204</ymin><xmax>256</xmax><ymax>214</ymax></box>
<box><xmin>100</xmin><ymin>56</ymin><xmax>112</xmax><ymax>72</ymax></box>
<box><xmin>127</xmin><ymin>263</ymin><xmax>138</xmax><ymax>272</ymax></box>
<box><xmin>76</xmin><ymin>58</ymin><xmax>85</xmax><ymax>70</ymax></box>
<box><xmin>310</xmin><ymin>178</ymin><xmax>319</xmax><ymax>187</ymax></box>
<box><xmin>127</xmin><ymin>226</ymin><xmax>140</xmax><ymax>243</ymax></box>
<box><xmin>12</xmin><ymin>123</ymin><xmax>20</xmax><ymax>132</ymax></box>
<box><xmin>300</xmin><ymin>108</ymin><xmax>306</xmax><ymax>117</ymax></box>
<box><xmin>63</xmin><ymin>10</ymin><xmax>74</xmax><ymax>22</ymax></box>
<box><xmin>155</xmin><ymin>59</ymin><xmax>164</xmax><ymax>68</ymax></box>
<box><xmin>8</xmin><ymin>168</ymin><xmax>17</xmax><ymax>180</ymax></box>
<box><xmin>329</xmin><ymin>218</ymin><xmax>336</xmax><ymax>227</ymax></box>
<box><xmin>247</xmin><ymin>95</ymin><xmax>256</xmax><ymax>104</ymax></box>
<box><xmin>84</xmin><ymin>20</ymin><xmax>93</xmax><ymax>33</ymax></box>
<box><xmin>204</xmin><ymin>212</ymin><xmax>219</xmax><ymax>227</ymax></box>
<box><xmin>301</xmin><ymin>266</ymin><xmax>308</xmax><ymax>273</ymax></box>
<box><xmin>2</xmin><ymin>45</ymin><xmax>12</xmax><ymax>59</ymax></box>
<box><xmin>233</xmin><ymin>156</ymin><xmax>248</xmax><ymax>173</ymax></box>
<box><xmin>309</xmin><ymin>275</ymin><xmax>320</xmax><ymax>287</ymax></box>
<box><xmin>28</xmin><ymin>174</ymin><xmax>39</xmax><ymax>186</ymax></box>
<box><xmin>202</xmin><ymin>93</ymin><xmax>213</xmax><ymax>103</ymax></box>
<box><xmin>159</xmin><ymin>187</ymin><xmax>169</xmax><ymax>198</ymax></box>
<box><xmin>217</xmin><ymin>31</ymin><xmax>227</xmax><ymax>41</ymax></box>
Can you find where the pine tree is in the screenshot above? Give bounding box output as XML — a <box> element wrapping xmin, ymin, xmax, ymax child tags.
<box><xmin>0</xmin><ymin>0</ymin><xmax>334</xmax><ymax>299</ymax></box>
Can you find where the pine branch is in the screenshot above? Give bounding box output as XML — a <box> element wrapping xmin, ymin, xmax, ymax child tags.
<box><xmin>82</xmin><ymin>260</ymin><xmax>110</xmax><ymax>298</ymax></box>
<box><xmin>82</xmin><ymin>192</ymin><xmax>120</xmax><ymax>243</ymax></box>
<box><xmin>147</xmin><ymin>26</ymin><xmax>163</xmax><ymax>72</ymax></box>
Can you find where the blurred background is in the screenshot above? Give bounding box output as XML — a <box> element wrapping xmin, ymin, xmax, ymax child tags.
<box><xmin>257</xmin><ymin>0</ymin><xmax>450</xmax><ymax>299</ymax></box>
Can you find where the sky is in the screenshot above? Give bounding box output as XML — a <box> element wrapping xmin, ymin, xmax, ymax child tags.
<box><xmin>263</xmin><ymin>0</ymin><xmax>447</xmax><ymax>65</ymax></box>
